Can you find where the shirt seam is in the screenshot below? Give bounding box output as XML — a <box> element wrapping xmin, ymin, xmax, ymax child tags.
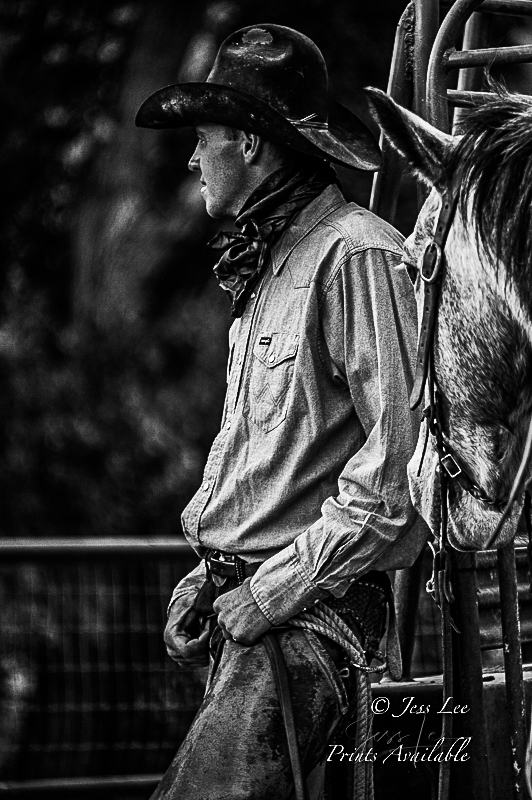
<box><xmin>252</xmin><ymin>586</ymin><xmax>276</xmax><ymax>623</ymax></box>
<box><xmin>322</xmin><ymin>218</ymin><xmax>403</xmax><ymax>262</ymax></box>
<box><xmin>272</xmin><ymin>196</ymin><xmax>346</xmax><ymax>275</ymax></box>
<box><xmin>315</xmin><ymin>254</ymin><xmax>351</xmax><ymax>386</ymax></box>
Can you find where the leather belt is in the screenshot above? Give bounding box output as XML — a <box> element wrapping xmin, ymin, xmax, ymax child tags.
<box><xmin>206</xmin><ymin>550</ymin><xmax>261</xmax><ymax>581</ymax></box>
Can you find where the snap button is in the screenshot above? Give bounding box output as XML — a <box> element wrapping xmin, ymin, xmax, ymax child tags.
<box><xmin>226</xmin><ymin>421</ymin><xmax>231</xmax><ymax>430</ymax></box>
<box><xmin>202</xmin><ymin>481</ymin><xmax>210</xmax><ymax>492</ymax></box>
<box><xmin>268</xmin><ymin>353</ymin><xmax>275</xmax><ymax>363</ymax></box>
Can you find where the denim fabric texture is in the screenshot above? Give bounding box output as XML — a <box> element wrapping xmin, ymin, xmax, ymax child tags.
<box><xmin>179</xmin><ymin>185</ymin><xmax>429</xmax><ymax>625</ymax></box>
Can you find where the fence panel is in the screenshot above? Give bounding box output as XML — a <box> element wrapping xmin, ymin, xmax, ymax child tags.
<box><xmin>0</xmin><ymin>539</ymin><xmax>201</xmax><ymax>787</ymax></box>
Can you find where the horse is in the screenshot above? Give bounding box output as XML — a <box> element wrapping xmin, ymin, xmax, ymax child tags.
<box><xmin>365</xmin><ymin>87</ymin><xmax>532</xmax><ymax>552</ymax></box>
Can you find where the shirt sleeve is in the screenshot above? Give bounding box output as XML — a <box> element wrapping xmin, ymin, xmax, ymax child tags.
<box><xmin>167</xmin><ymin>559</ymin><xmax>207</xmax><ymax>614</ymax></box>
<box><xmin>250</xmin><ymin>246</ymin><xmax>428</xmax><ymax>625</ymax></box>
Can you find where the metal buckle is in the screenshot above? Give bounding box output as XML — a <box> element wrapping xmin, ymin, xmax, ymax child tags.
<box><xmin>421</xmin><ymin>241</ymin><xmax>442</xmax><ymax>284</ymax></box>
<box><xmin>441</xmin><ymin>453</ymin><xmax>462</xmax><ymax>479</ymax></box>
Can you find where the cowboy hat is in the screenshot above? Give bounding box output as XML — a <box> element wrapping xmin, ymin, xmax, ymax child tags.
<box><xmin>135</xmin><ymin>24</ymin><xmax>381</xmax><ymax>172</ymax></box>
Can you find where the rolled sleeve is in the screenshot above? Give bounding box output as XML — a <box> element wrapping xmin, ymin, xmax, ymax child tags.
<box><xmin>250</xmin><ymin>546</ymin><xmax>327</xmax><ymax>625</ymax></box>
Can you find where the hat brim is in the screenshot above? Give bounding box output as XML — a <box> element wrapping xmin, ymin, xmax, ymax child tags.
<box><xmin>135</xmin><ymin>83</ymin><xmax>381</xmax><ymax>172</ymax></box>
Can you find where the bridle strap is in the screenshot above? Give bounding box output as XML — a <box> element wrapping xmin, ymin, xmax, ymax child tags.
<box><xmin>410</xmin><ymin>171</ymin><xmax>463</xmax><ymax>411</ymax></box>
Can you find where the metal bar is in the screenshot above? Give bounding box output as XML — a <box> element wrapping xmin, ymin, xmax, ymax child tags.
<box><xmin>479</xmin><ymin>617</ymin><xmax>532</xmax><ymax>649</ymax></box>
<box><xmin>448</xmin><ymin>88</ymin><xmax>532</xmax><ymax>105</ymax></box>
<box><xmin>497</xmin><ymin>542</ymin><xmax>528</xmax><ymax>799</ymax></box>
<box><xmin>426</xmin><ymin>0</ymin><xmax>486</xmax><ymax>131</ymax></box>
<box><xmin>453</xmin><ymin>11</ymin><xmax>492</xmax><ymax>131</ymax></box>
<box><xmin>414</xmin><ymin>0</ymin><xmax>440</xmax><ymax>119</ymax></box>
<box><xmin>0</xmin><ymin>775</ymin><xmax>162</xmax><ymax>794</ymax></box>
<box><xmin>369</xmin><ymin>2</ymin><xmax>415</xmax><ymax>223</ymax></box>
<box><xmin>448</xmin><ymin>88</ymin><xmax>500</xmax><ymax>104</ymax></box>
<box><xmin>453</xmin><ymin>547</ymin><xmax>529</xmax><ymax>571</ymax></box>
<box><xmin>444</xmin><ymin>43</ymin><xmax>532</xmax><ymax>69</ymax></box>
<box><xmin>442</xmin><ymin>0</ymin><xmax>532</xmax><ymax>16</ymax></box>
<box><xmin>413</xmin><ymin>0</ymin><xmax>440</xmax><ymax>208</ymax></box>
<box><xmin>452</xmin><ymin>557</ymin><xmax>493</xmax><ymax>800</ymax></box>
<box><xmin>478</xmin><ymin>583</ymin><xmax>532</xmax><ymax>609</ymax></box>
<box><xmin>0</xmin><ymin>536</ymin><xmax>192</xmax><ymax>557</ymax></box>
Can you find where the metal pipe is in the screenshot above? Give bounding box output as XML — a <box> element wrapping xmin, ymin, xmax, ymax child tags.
<box><xmin>413</xmin><ymin>0</ymin><xmax>440</xmax><ymax>120</ymax></box>
<box><xmin>442</xmin><ymin>0</ymin><xmax>532</xmax><ymax>16</ymax></box>
<box><xmin>0</xmin><ymin>536</ymin><xmax>192</xmax><ymax>557</ymax></box>
<box><xmin>497</xmin><ymin>542</ymin><xmax>528</xmax><ymax>799</ymax></box>
<box><xmin>369</xmin><ymin>2</ymin><xmax>415</xmax><ymax>223</ymax></box>
<box><xmin>426</xmin><ymin>0</ymin><xmax>486</xmax><ymax>131</ymax></box>
<box><xmin>453</xmin><ymin>11</ymin><xmax>491</xmax><ymax>131</ymax></box>
<box><xmin>448</xmin><ymin>88</ymin><xmax>532</xmax><ymax>105</ymax></box>
<box><xmin>0</xmin><ymin>775</ymin><xmax>162</xmax><ymax>794</ymax></box>
<box><xmin>413</xmin><ymin>0</ymin><xmax>440</xmax><ymax>208</ymax></box>
<box><xmin>477</xmin><ymin>585</ymin><xmax>532</xmax><ymax>610</ymax></box>
<box><xmin>444</xmin><ymin>43</ymin><xmax>532</xmax><ymax>69</ymax></box>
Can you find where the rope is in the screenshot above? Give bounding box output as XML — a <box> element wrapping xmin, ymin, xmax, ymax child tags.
<box><xmin>292</xmin><ymin>602</ymin><xmax>387</xmax><ymax>674</ymax></box>
<box><xmin>291</xmin><ymin>601</ymin><xmax>377</xmax><ymax>800</ymax></box>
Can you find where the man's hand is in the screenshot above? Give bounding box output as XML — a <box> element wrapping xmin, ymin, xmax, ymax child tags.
<box><xmin>213</xmin><ymin>578</ymin><xmax>271</xmax><ymax>645</ymax></box>
<box><xmin>164</xmin><ymin>591</ymin><xmax>210</xmax><ymax>666</ymax></box>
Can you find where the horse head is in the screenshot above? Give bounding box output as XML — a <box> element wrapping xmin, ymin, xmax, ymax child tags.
<box><xmin>366</xmin><ymin>88</ymin><xmax>532</xmax><ymax>550</ymax></box>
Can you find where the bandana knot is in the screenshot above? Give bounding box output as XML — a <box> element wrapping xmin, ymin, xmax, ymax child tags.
<box><xmin>209</xmin><ymin>162</ymin><xmax>338</xmax><ymax>317</ymax></box>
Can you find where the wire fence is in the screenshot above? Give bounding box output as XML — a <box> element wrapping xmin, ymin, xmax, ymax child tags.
<box><xmin>0</xmin><ymin>539</ymin><xmax>202</xmax><ymax>792</ymax></box>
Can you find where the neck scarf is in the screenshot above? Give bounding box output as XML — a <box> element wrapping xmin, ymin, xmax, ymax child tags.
<box><xmin>209</xmin><ymin>161</ymin><xmax>338</xmax><ymax>317</ymax></box>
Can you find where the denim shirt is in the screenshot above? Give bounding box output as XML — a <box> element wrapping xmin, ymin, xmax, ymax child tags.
<box><xmin>181</xmin><ymin>185</ymin><xmax>428</xmax><ymax>624</ymax></box>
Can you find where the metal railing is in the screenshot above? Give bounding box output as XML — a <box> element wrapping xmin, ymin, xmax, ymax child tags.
<box><xmin>0</xmin><ymin>537</ymin><xmax>199</xmax><ymax>797</ymax></box>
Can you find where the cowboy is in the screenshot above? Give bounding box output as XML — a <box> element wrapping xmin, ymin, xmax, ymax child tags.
<box><xmin>136</xmin><ymin>24</ymin><xmax>426</xmax><ymax>800</ymax></box>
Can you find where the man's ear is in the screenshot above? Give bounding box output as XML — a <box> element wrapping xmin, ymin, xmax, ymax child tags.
<box><xmin>364</xmin><ymin>87</ymin><xmax>453</xmax><ymax>187</ymax></box>
<box><xmin>241</xmin><ymin>132</ymin><xmax>262</xmax><ymax>164</ymax></box>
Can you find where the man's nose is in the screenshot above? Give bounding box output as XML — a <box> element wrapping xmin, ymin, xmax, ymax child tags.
<box><xmin>188</xmin><ymin>147</ymin><xmax>200</xmax><ymax>172</ymax></box>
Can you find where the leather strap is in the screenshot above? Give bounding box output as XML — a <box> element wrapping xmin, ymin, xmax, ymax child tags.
<box><xmin>207</xmin><ymin>555</ymin><xmax>261</xmax><ymax>580</ymax></box>
<box><xmin>263</xmin><ymin>633</ymin><xmax>309</xmax><ymax>800</ymax></box>
<box><xmin>410</xmin><ymin>279</ymin><xmax>441</xmax><ymax>411</ymax></box>
<box><xmin>410</xmin><ymin>173</ymin><xmax>463</xmax><ymax>411</ymax></box>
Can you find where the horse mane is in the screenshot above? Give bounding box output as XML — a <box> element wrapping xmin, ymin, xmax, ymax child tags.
<box><xmin>446</xmin><ymin>89</ymin><xmax>532</xmax><ymax>301</ymax></box>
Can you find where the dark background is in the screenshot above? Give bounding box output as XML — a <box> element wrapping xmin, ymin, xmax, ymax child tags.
<box><xmin>0</xmin><ymin>0</ymin><xmax>411</xmax><ymax>543</ymax></box>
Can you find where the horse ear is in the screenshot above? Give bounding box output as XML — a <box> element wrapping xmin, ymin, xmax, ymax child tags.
<box><xmin>364</xmin><ymin>87</ymin><xmax>453</xmax><ymax>187</ymax></box>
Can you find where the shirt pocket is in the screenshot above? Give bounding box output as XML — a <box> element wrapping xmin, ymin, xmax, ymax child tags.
<box><xmin>243</xmin><ymin>332</ymin><xmax>299</xmax><ymax>433</ymax></box>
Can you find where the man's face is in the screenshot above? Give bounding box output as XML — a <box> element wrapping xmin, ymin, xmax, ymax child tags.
<box><xmin>188</xmin><ymin>124</ymin><xmax>248</xmax><ymax>218</ymax></box>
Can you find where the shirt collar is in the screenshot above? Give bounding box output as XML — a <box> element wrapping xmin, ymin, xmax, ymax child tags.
<box><xmin>270</xmin><ymin>184</ymin><xmax>346</xmax><ymax>276</ymax></box>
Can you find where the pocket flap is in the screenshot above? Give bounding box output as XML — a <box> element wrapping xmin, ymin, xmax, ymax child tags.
<box><xmin>253</xmin><ymin>333</ymin><xmax>299</xmax><ymax>367</ymax></box>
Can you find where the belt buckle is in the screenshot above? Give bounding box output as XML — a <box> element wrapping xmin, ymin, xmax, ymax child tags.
<box><xmin>208</xmin><ymin>551</ymin><xmax>233</xmax><ymax>587</ymax></box>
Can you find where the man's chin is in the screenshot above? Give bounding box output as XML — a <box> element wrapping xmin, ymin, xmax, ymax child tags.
<box><xmin>204</xmin><ymin>201</ymin><xmax>224</xmax><ymax>219</ymax></box>
<box><xmin>201</xmin><ymin>192</ymin><xmax>234</xmax><ymax>219</ymax></box>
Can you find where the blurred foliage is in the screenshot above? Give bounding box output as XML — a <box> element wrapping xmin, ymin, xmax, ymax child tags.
<box><xmin>0</xmin><ymin>0</ymin><xmax>406</xmax><ymax>538</ymax></box>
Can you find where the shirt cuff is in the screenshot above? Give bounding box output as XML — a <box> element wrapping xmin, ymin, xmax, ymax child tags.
<box><xmin>249</xmin><ymin>545</ymin><xmax>328</xmax><ymax>625</ymax></box>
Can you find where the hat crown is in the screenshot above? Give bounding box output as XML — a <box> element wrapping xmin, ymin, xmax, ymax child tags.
<box><xmin>207</xmin><ymin>25</ymin><xmax>328</xmax><ymax>124</ymax></box>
